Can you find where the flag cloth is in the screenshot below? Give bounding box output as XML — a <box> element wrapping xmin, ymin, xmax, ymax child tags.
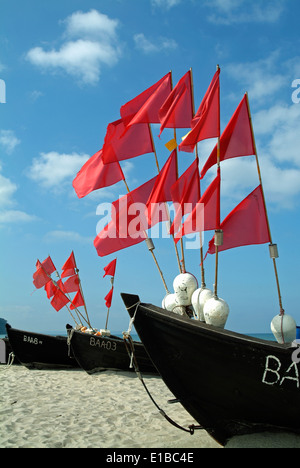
<box><xmin>70</xmin><ymin>290</ymin><xmax>85</xmax><ymax>310</ymax></box>
<box><xmin>61</xmin><ymin>268</ymin><xmax>76</xmax><ymax>279</ymax></box>
<box><xmin>174</xmin><ymin>172</ymin><xmax>220</xmax><ymax>243</ymax></box>
<box><xmin>201</xmin><ymin>94</ymin><xmax>255</xmax><ymax>179</ymax></box>
<box><xmin>33</xmin><ymin>267</ymin><xmax>50</xmax><ymax>289</ymax></box>
<box><xmin>207</xmin><ymin>184</ymin><xmax>271</xmax><ymax>255</ymax></box>
<box><xmin>62</xmin><ymin>274</ymin><xmax>80</xmax><ymax>293</ymax></box>
<box><xmin>103</xmin><ymin>259</ymin><xmax>117</xmax><ymax>277</ymax></box>
<box><xmin>36</xmin><ymin>256</ymin><xmax>56</xmax><ymax>275</ymax></box>
<box><xmin>104</xmin><ymin>287</ymin><xmax>114</xmax><ymax>308</ymax></box>
<box><xmin>159</xmin><ymin>70</ymin><xmax>193</xmax><ymax>136</ymax></box>
<box><xmin>165</xmin><ymin>138</ymin><xmax>177</xmax><ymax>152</ymax></box>
<box><xmin>101</xmin><ymin>119</ymin><xmax>154</xmax><ymax>165</ymax></box>
<box><xmin>44</xmin><ymin>281</ymin><xmax>57</xmax><ymax>299</ymax></box>
<box><xmin>169</xmin><ymin>158</ymin><xmax>201</xmax><ymax>236</ymax></box>
<box><xmin>146</xmin><ymin>151</ymin><xmax>177</xmax><ymax>225</ymax></box>
<box><xmin>73</xmin><ymin>149</ymin><xmax>125</xmax><ymax>198</ymax></box>
<box><xmin>120</xmin><ymin>72</ymin><xmax>172</xmax><ymax>126</ymax></box>
<box><xmin>179</xmin><ymin>69</ymin><xmax>220</xmax><ymax>153</ymax></box>
<box><xmin>50</xmin><ymin>288</ymin><xmax>70</xmax><ymax>312</ymax></box>
<box><xmin>62</xmin><ymin>252</ymin><xmax>76</xmax><ymax>272</ymax></box>
<box><xmin>94</xmin><ymin>177</ymin><xmax>166</xmax><ymax>257</ymax></box>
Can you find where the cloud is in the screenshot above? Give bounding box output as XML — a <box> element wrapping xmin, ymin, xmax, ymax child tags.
<box><xmin>151</xmin><ymin>0</ymin><xmax>181</xmax><ymax>9</ymax></box>
<box><xmin>0</xmin><ymin>210</ymin><xmax>38</xmax><ymax>224</ymax></box>
<box><xmin>26</xmin><ymin>9</ymin><xmax>122</xmax><ymax>85</ymax></box>
<box><xmin>27</xmin><ymin>151</ymin><xmax>89</xmax><ymax>191</ymax></box>
<box><xmin>0</xmin><ymin>171</ymin><xmax>17</xmax><ymax>207</ymax></box>
<box><xmin>0</xmin><ymin>130</ymin><xmax>20</xmax><ymax>154</ymax></box>
<box><xmin>206</xmin><ymin>0</ymin><xmax>286</xmax><ymax>25</ymax></box>
<box><xmin>44</xmin><ymin>230</ymin><xmax>93</xmax><ymax>244</ymax></box>
<box><xmin>134</xmin><ymin>33</ymin><xmax>177</xmax><ymax>54</ymax></box>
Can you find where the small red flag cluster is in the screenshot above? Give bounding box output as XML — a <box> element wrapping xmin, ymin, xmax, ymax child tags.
<box><xmin>33</xmin><ymin>252</ymin><xmax>85</xmax><ymax>312</ymax></box>
<box><xmin>73</xmin><ymin>67</ymin><xmax>271</xmax><ymax>263</ymax></box>
<box><xmin>103</xmin><ymin>259</ymin><xmax>117</xmax><ymax>309</ymax></box>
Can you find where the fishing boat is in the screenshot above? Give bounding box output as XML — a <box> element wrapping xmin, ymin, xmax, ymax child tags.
<box><xmin>72</xmin><ymin>67</ymin><xmax>300</xmax><ymax>445</ymax></box>
<box><xmin>66</xmin><ymin>324</ymin><xmax>157</xmax><ymax>374</ymax></box>
<box><xmin>6</xmin><ymin>324</ymin><xmax>78</xmax><ymax>370</ymax></box>
<box><xmin>122</xmin><ymin>293</ymin><xmax>300</xmax><ymax>447</ymax></box>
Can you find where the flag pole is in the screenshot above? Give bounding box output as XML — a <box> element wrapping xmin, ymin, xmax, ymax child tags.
<box><xmin>121</xmin><ymin>179</ymin><xmax>169</xmax><ymax>293</ymax></box>
<box><xmin>104</xmin><ymin>276</ymin><xmax>114</xmax><ymax>330</ymax></box>
<box><xmin>245</xmin><ymin>92</ymin><xmax>284</xmax><ymax>314</ymax></box>
<box><xmin>73</xmin><ymin>254</ymin><xmax>93</xmax><ymax>327</ymax></box>
<box><xmin>213</xmin><ymin>65</ymin><xmax>222</xmax><ymax>299</ymax></box>
<box><xmin>190</xmin><ymin>67</ymin><xmax>206</xmax><ymax>287</ymax></box>
<box><xmin>148</xmin><ymin>123</ymin><xmax>182</xmax><ymax>273</ymax></box>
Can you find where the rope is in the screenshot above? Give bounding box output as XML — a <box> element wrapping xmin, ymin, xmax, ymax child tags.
<box><xmin>122</xmin><ymin>331</ymin><xmax>203</xmax><ymax>435</ymax></box>
<box><xmin>0</xmin><ymin>352</ymin><xmax>15</xmax><ymax>372</ymax></box>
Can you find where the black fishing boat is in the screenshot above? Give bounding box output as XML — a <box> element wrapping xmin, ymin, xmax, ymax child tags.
<box><xmin>122</xmin><ymin>293</ymin><xmax>300</xmax><ymax>447</ymax></box>
<box><xmin>66</xmin><ymin>324</ymin><xmax>157</xmax><ymax>374</ymax></box>
<box><xmin>6</xmin><ymin>324</ymin><xmax>79</xmax><ymax>370</ymax></box>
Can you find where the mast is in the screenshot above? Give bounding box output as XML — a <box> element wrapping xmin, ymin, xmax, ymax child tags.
<box><xmin>245</xmin><ymin>92</ymin><xmax>284</xmax><ymax>315</ymax></box>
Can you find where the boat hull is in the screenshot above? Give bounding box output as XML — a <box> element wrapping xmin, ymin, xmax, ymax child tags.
<box><xmin>6</xmin><ymin>324</ymin><xmax>79</xmax><ymax>370</ymax></box>
<box><xmin>121</xmin><ymin>293</ymin><xmax>300</xmax><ymax>446</ymax></box>
<box><xmin>66</xmin><ymin>325</ymin><xmax>157</xmax><ymax>374</ymax></box>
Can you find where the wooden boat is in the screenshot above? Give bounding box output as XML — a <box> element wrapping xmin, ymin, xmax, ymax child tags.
<box><xmin>6</xmin><ymin>324</ymin><xmax>79</xmax><ymax>370</ymax></box>
<box><xmin>122</xmin><ymin>293</ymin><xmax>300</xmax><ymax>447</ymax></box>
<box><xmin>66</xmin><ymin>324</ymin><xmax>157</xmax><ymax>374</ymax></box>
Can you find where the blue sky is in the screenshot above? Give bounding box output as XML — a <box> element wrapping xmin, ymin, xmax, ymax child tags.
<box><xmin>1</xmin><ymin>0</ymin><xmax>300</xmax><ymax>334</ymax></box>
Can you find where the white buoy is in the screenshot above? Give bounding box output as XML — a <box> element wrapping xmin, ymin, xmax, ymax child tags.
<box><xmin>271</xmin><ymin>314</ymin><xmax>296</xmax><ymax>344</ymax></box>
<box><xmin>173</xmin><ymin>273</ymin><xmax>198</xmax><ymax>306</ymax></box>
<box><xmin>203</xmin><ymin>296</ymin><xmax>230</xmax><ymax>329</ymax></box>
<box><xmin>162</xmin><ymin>293</ymin><xmax>186</xmax><ymax>315</ymax></box>
<box><xmin>192</xmin><ymin>287</ymin><xmax>214</xmax><ymax>321</ymax></box>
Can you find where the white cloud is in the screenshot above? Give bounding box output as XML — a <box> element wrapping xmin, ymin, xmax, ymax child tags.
<box><xmin>27</xmin><ymin>151</ymin><xmax>89</xmax><ymax>191</ymax></box>
<box><xmin>151</xmin><ymin>0</ymin><xmax>181</xmax><ymax>9</ymax></box>
<box><xmin>44</xmin><ymin>230</ymin><xmax>93</xmax><ymax>244</ymax></box>
<box><xmin>0</xmin><ymin>129</ymin><xmax>20</xmax><ymax>154</ymax></box>
<box><xmin>134</xmin><ymin>33</ymin><xmax>177</xmax><ymax>54</ymax></box>
<box><xmin>26</xmin><ymin>9</ymin><xmax>122</xmax><ymax>85</ymax></box>
<box><xmin>0</xmin><ymin>172</ymin><xmax>17</xmax><ymax>207</ymax></box>
<box><xmin>0</xmin><ymin>210</ymin><xmax>37</xmax><ymax>224</ymax></box>
<box><xmin>206</xmin><ymin>0</ymin><xmax>286</xmax><ymax>25</ymax></box>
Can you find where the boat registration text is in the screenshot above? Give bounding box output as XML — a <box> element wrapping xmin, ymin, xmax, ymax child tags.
<box><xmin>89</xmin><ymin>336</ymin><xmax>117</xmax><ymax>351</ymax></box>
<box><xmin>23</xmin><ymin>335</ymin><xmax>43</xmax><ymax>345</ymax></box>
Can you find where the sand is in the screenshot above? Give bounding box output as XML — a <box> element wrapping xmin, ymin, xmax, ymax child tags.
<box><xmin>0</xmin><ymin>365</ymin><xmax>220</xmax><ymax>449</ymax></box>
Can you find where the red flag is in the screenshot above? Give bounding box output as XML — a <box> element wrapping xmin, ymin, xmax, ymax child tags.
<box><xmin>73</xmin><ymin>149</ymin><xmax>124</xmax><ymax>198</ymax></box>
<box><xmin>36</xmin><ymin>256</ymin><xmax>56</xmax><ymax>275</ymax></box>
<box><xmin>62</xmin><ymin>252</ymin><xmax>76</xmax><ymax>272</ymax></box>
<box><xmin>120</xmin><ymin>72</ymin><xmax>172</xmax><ymax>126</ymax></box>
<box><xmin>103</xmin><ymin>259</ymin><xmax>117</xmax><ymax>277</ymax></box>
<box><xmin>50</xmin><ymin>288</ymin><xmax>70</xmax><ymax>312</ymax></box>
<box><xmin>146</xmin><ymin>151</ymin><xmax>177</xmax><ymax>225</ymax></box>
<box><xmin>94</xmin><ymin>177</ymin><xmax>165</xmax><ymax>257</ymax></box>
<box><xmin>174</xmin><ymin>172</ymin><xmax>220</xmax><ymax>243</ymax></box>
<box><xmin>70</xmin><ymin>290</ymin><xmax>85</xmax><ymax>310</ymax></box>
<box><xmin>207</xmin><ymin>185</ymin><xmax>271</xmax><ymax>254</ymax></box>
<box><xmin>104</xmin><ymin>287</ymin><xmax>114</xmax><ymax>308</ymax></box>
<box><xmin>201</xmin><ymin>94</ymin><xmax>255</xmax><ymax>179</ymax></box>
<box><xmin>159</xmin><ymin>71</ymin><xmax>193</xmax><ymax>136</ymax></box>
<box><xmin>33</xmin><ymin>267</ymin><xmax>50</xmax><ymax>289</ymax></box>
<box><xmin>101</xmin><ymin>119</ymin><xmax>154</xmax><ymax>165</ymax></box>
<box><xmin>179</xmin><ymin>69</ymin><xmax>220</xmax><ymax>153</ymax></box>
<box><xmin>61</xmin><ymin>268</ymin><xmax>76</xmax><ymax>279</ymax></box>
<box><xmin>62</xmin><ymin>274</ymin><xmax>80</xmax><ymax>293</ymax></box>
<box><xmin>169</xmin><ymin>158</ymin><xmax>201</xmax><ymax>236</ymax></box>
<box><xmin>44</xmin><ymin>281</ymin><xmax>58</xmax><ymax>299</ymax></box>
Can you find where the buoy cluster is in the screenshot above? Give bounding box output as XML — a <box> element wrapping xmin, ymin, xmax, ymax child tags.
<box><xmin>162</xmin><ymin>273</ymin><xmax>230</xmax><ymax>329</ymax></box>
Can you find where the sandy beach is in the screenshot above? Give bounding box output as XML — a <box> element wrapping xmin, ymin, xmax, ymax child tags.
<box><xmin>0</xmin><ymin>365</ymin><xmax>220</xmax><ymax>449</ymax></box>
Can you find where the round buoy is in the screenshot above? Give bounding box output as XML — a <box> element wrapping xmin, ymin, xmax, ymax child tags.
<box><xmin>203</xmin><ymin>296</ymin><xmax>230</xmax><ymax>329</ymax></box>
<box><xmin>271</xmin><ymin>314</ymin><xmax>296</xmax><ymax>344</ymax></box>
<box><xmin>162</xmin><ymin>293</ymin><xmax>186</xmax><ymax>315</ymax></box>
<box><xmin>173</xmin><ymin>273</ymin><xmax>198</xmax><ymax>306</ymax></box>
<box><xmin>192</xmin><ymin>287</ymin><xmax>214</xmax><ymax>321</ymax></box>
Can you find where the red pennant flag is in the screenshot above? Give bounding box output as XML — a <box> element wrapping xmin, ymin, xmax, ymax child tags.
<box><xmin>146</xmin><ymin>151</ymin><xmax>177</xmax><ymax>225</ymax></box>
<box><xmin>62</xmin><ymin>274</ymin><xmax>80</xmax><ymax>293</ymax></box>
<box><xmin>94</xmin><ymin>177</ymin><xmax>167</xmax><ymax>257</ymax></box>
<box><xmin>120</xmin><ymin>72</ymin><xmax>172</xmax><ymax>126</ymax></box>
<box><xmin>159</xmin><ymin>71</ymin><xmax>193</xmax><ymax>136</ymax></box>
<box><xmin>207</xmin><ymin>185</ymin><xmax>271</xmax><ymax>254</ymax></box>
<box><xmin>50</xmin><ymin>288</ymin><xmax>70</xmax><ymax>312</ymax></box>
<box><xmin>174</xmin><ymin>172</ymin><xmax>220</xmax><ymax>243</ymax></box>
<box><xmin>73</xmin><ymin>149</ymin><xmax>125</xmax><ymax>198</ymax></box>
<box><xmin>201</xmin><ymin>94</ymin><xmax>255</xmax><ymax>179</ymax></box>
<box><xmin>33</xmin><ymin>267</ymin><xmax>50</xmax><ymax>289</ymax></box>
<box><xmin>179</xmin><ymin>69</ymin><xmax>220</xmax><ymax>153</ymax></box>
<box><xmin>103</xmin><ymin>259</ymin><xmax>117</xmax><ymax>277</ymax></box>
<box><xmin>62</xmin><ymin>252</ymin><xmax>76</xmax><ymax>272</ymax></box>
<box><xmin>169</xmin><ymin>158</ymin><xmax>201</xmax><ymax>236</ymax></box>
<box><xmin>36</xmin><ymin>256</ymin><xmax>56</xmax><ymax>275</ymax></box>
<box><xmin>44</xmin><ymin>281</ymin><xmax>58</xmax><ymax>299</ymax></box>
<box><xmin>70</xmin><ymin>290</ymin><xmax>85</xmax><ymax>310</ymax></box>
<box><xmin>101</xmin><ymin>119</ymin><xmax>154</xmax><ymax>165</ymax></box>
<box><xmin>104</xmin><ymin>287</ymin><xmax>114</xmax><ymax>308</ymax></box>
